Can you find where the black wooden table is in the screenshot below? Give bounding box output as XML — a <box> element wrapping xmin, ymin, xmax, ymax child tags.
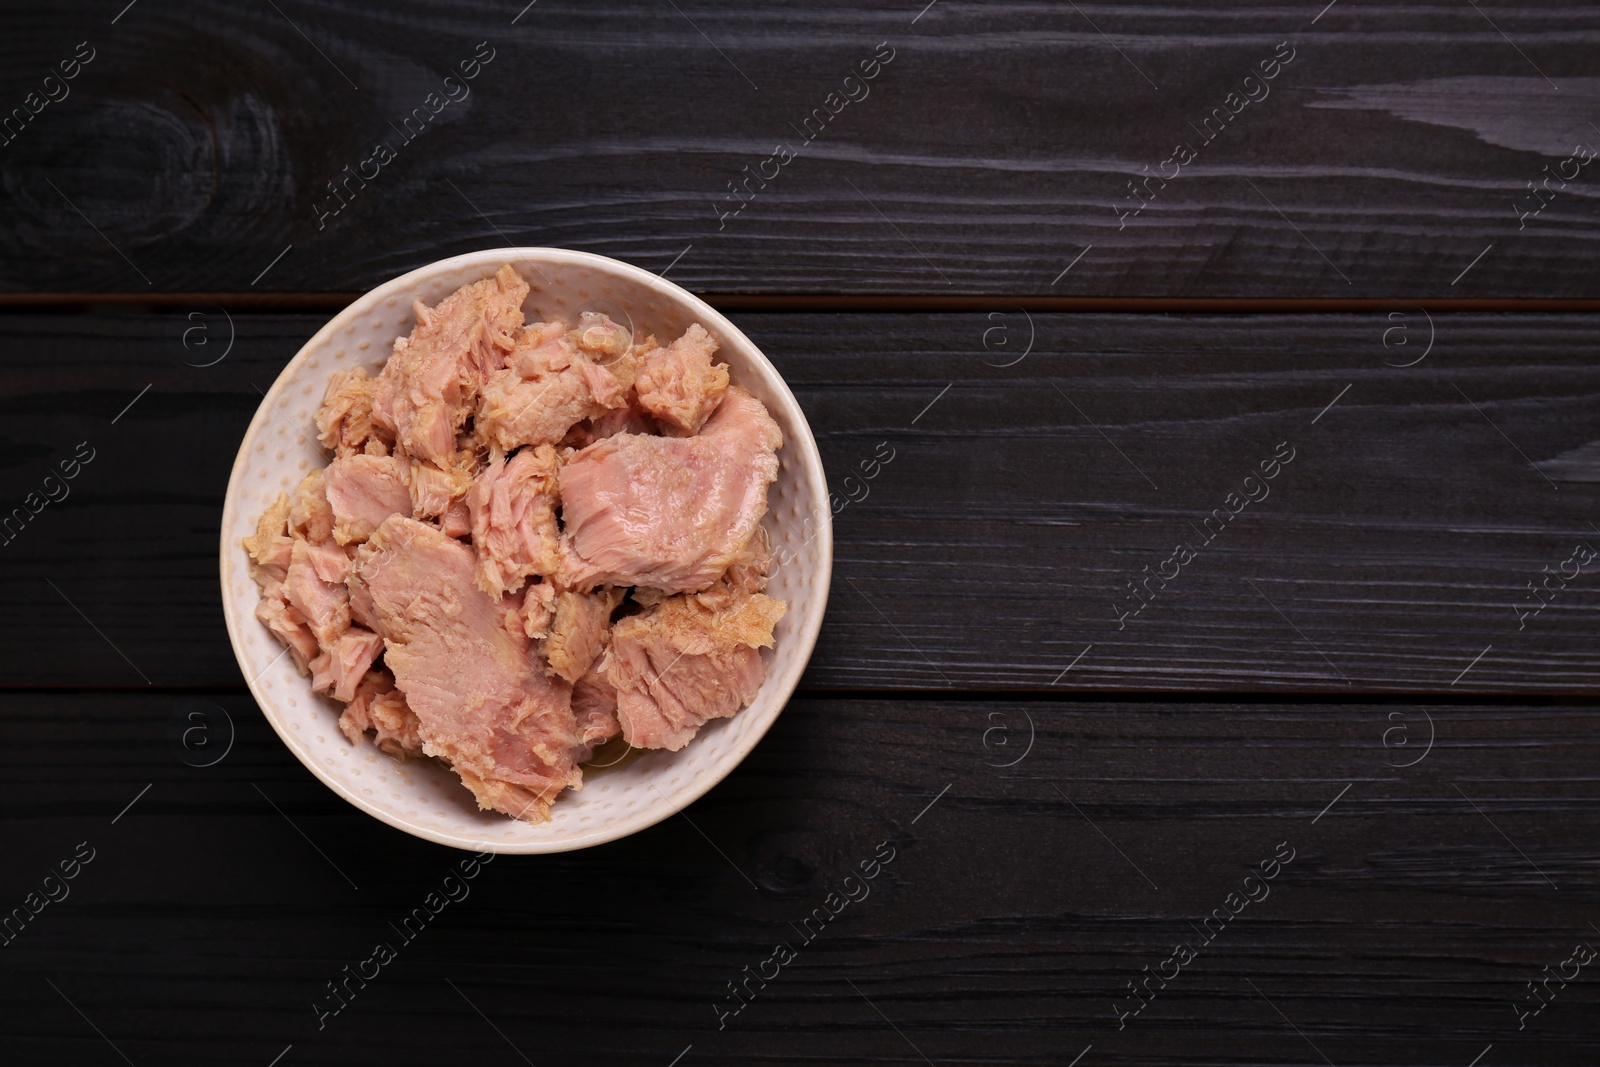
<box><xmin>3</xmin><ymin>3</ymin><xmax>1598</xmax><ymax>1065</ymax></box>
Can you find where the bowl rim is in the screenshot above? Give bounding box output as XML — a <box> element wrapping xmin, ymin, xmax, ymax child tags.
<box><xmin>219</xmin><ymin>246</ymin><xmax>833</xmax><ymax>853</ymax></box>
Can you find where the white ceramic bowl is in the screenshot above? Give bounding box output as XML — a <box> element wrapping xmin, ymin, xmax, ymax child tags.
<box><xmin>220</xmin><ymin>248</ymin><xmax>832</xmax><ymax>853</ymax></box>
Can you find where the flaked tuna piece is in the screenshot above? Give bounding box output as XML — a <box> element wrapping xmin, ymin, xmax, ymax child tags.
<box><xmin>309</xmin><ymin>653</ymin><xmax>332</xmax><ymax>693</ymax></box>
<box><xmin>255</xmin><ymin>577</ymin><xmax>320</xmax><ymax>671</ymax></box>
<box><xmin>405</xmin><ymin>456</ymin><xmax>472</xmax><ymax>521</ymax></box>
<box><xmin>288</xmin><ymin>470</ymin><xmax>335</xmax><ymax>545</ymax></box>
<box><xmin>491</xmin><ymin>583</ymin><xmax>559</xmax><ymax>644</ymax></box>
<box><xmin>580</xmin><ymin>360</ymin><xmax>627</xmax><ymax>408</ymax></box>
<box><xmin>338</xmin><ymin>670</ymin><xmax>424</xmax><ymax>758</ymax></box>
<box><xmin>316</xmin><ymin>367</ymin><xmax>384</xmax><ymax>455</ymax></box>
<box><xmin>440</xmin><ymin>498</ymin><xmax>471</xmax><ymax>539</ymax></box>
<box><xmin>570</xmin><ymin>312</ymin><xmax>640</xmax><ymax>407</ymax></box>
<box><xmin>347</xmin><ymin>572</ymin><xmax>380</xmax><ymax>633</ymax></box>
<box><xmin>699</xmin><ymin>382</ymin><xmax>781</xmax><ymax>453</ymax></box>
<box><xmin>562</xmin><ymin>399</ymin><xmax>657</xmax><ymax>449</ymax></box>
<box><xmin>559</xmin><ymin>386</ymin><xmax>783</xmax><ymax>594</ymax></box>
<box><xmin>373</xmin><ymin>264</ymin><xmax>528</xmax><ymax>465</ymax></box>
<box><xmin>494</xmin><ymin>586</ymin><xmax>529</xmax><ymax>643</ymax></box>
<box><xmin>301</xmin><ymin>541</ymin><xmax>352</xmax><ymax>585</ymax></box>
<box><xmin>571</xmin><ymin>673</ymin><xmax>621</xmax><ymax>760</ymax></box>
<box><xmin>635</xmin><ymin>323</ymin><xmax>729</xmax><ymax>436</ymax></box>
<box><xmin>476</xmin><ymin>321</ymin><xmax>632</xmax><ymax>451</ymax></box>
<box><xmin>326</xmin><ymin>454</ymin><xmax>411</xmax><ymax>546</ymax></box>
<box><xmin>521</xmin><ymin>580</ymin><xmax>557</xmax><ymax>639</ymax></box>
<box><xmin>338</xmin><ymin>628</ymin><xmax>386</xmax><ymax>695</ymax></box>
<box><xmin>469</xmin><ymin>444</ymin><xmax>561</xmax><ymax>597</ymax></box>
<box><xmin>493</xmin><ymin>580</ymin><xmax>558</xmax><ymax>642</ymax></box>
<box><xmin>716</xmin><ymin>523</ymin><xmax>775</xmax><ymax>599</ymax></box>
<box><xmin>310</xmin><ymin>628</ymin><xmax>384</xmax><ymax>702</ymax></box>
<box><xmin>545</xmin><ymin>588</ymin><xmax>623</xmax><ymax>684</ymax></box>
<box><xmin>601</xmin><ymin>588</ymin><xmax>786</xmax><ymax>751</ymax></box>
<box><xmin>573</xmin><ymin>311</ymin><xmax>635</xmax><ymax>364</ymax></box>
<box><xmin>243</xmin><ymin>491</ymin><xmax>294</xmax><ymax>574</ymax></box>
<box><xmin>351</xmin><ymin>516</ymin><xmax>588</xmax><ymax>823</ymax></box>
<box><xmin>284</xmin><ymin>539</ymin><xmax>350</xmax><ymax>652</ymax></box>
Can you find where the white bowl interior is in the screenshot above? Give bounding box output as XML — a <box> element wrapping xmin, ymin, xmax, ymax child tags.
<box><xmin>220</xmin><ymin>248</ymin><xmax>832</xmax><ymax>852</ymax></box>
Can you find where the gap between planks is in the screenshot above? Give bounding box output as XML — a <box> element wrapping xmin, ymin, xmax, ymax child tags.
<box><xmin>4</xmin><ymin>294</ymin><xmax>1600</xmax><ymax>314</ymax></box>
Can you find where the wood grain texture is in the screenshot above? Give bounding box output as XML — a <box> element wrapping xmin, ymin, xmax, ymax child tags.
<box><xmin>0</xmin><ymin>309</ymin><xmax>1594</xmax><ymax>692</ymax></box>
<box><xmin>771</xmin><ymin>311</ymin><xmax>1600</xmax><ymax>694</ymax></box>
<box><xmin>2</xmin><ymin>691</ymin><xmax>1598</xmax><ymax>1066</ymax></box>
<box><xmin>1</xmin><ymin>2</ymin><xmax>1598</xmax><ymax>297</ymax></box>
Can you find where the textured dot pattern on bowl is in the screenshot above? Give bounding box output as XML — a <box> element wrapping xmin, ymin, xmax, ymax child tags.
<box><xmin>220</xmin><ymin>248</ymin><xmax>832</xmax><ymax>853</ymax></box>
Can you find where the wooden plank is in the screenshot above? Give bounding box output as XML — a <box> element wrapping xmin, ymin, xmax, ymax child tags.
<box><xmin>2</xmin><ymin>3</ymin><xmax>1598</xmax><ymax>297</ymax></box>
<box><xmin>781</xmin><ymin>311</ymin><xmax>1600</xmax><ymax>693</ymax></box>
<box><xmin>0</xmin><ymin>309</ymin><xmax>1596</xmax><ymax>691</ymax></box>
<box><xmin>7</xmin><ymin>308</ymin><xmax>1600</xmax><ymax>692</ymax></box>
<box><xmin>3</xmin><ymin>691</ymin><xmax>1599</xmax><ymax>1064</ymax></box>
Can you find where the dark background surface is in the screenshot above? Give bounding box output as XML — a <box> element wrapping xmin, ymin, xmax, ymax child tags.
<box><xmin>2</xmin><ymin>2</ymin><xmax>1598</xmax><ymax>1065</ymax></box>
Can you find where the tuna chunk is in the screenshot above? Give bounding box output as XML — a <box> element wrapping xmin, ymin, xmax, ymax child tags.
<box><xmin>635</xmin><ymin>324</ymin><xmax>729</xmax><ymax>435</ymax></box>
<box><xmin>573</xmin><ymin>311</ymin><xmax>635</xmax><ymax>364</ymax></box>
<box><xmin>545</xmin><ymin>588</ymin><xmax>623</xmax><ymax>684</ymax></box>
<box><xmin>316</xmin><ymin>367</ymin><xmax>384</xmax><ymax>455</ymax></box>
<box><xmin>288</xmin><ymin>470</ymin><xmax>335</xmax><ymax>545</ymax></box>
<box><xmin>254</xmin><ymin>577</ymin><xmax>320</xmax><ymax>671</ymax></box>
<box><xmin>469</xmin><ymin>445</ymin><xmax>561</xmax><ymax>597</ymax></box>
<box><xmin>563</xmin><ymin>399</ymin><xmax>657</xmax><ymax>449</ymax></box>
<box><xmin>310</xmin><ymin>627</ymin><xmax>384</xmax><ymax>702</ymax></box>
<box><xmin>352</xmin><ymin>516</ymin><xmax>588</xmax><ymax>822</ymax></box>
<box><xmin>601</xmin><ymin>589</ymin><xmax>786</xmax><ymax>751</ymax></box>
<box><xmin>476</xmin><ymin>321</ymin><xmax>632</xmax><ymax>451</ymax></box>
<box><xmin>347</xmin><ymin>572</ymin><xmax>380</xmax><ymax>633</ymax></box>
<box><xmin>301</xmin><ymin>540</ymin><xmax>352</xmax><ymax>585</ymax></box>
<box><xmin>284</xmin><ymin>539</ymin><xmax>350</xmax><ymax>652</ymax></box>
<box><xmin>517</xmin><ymin>580</ymin><xmax>556</xmax><ymax>640</ymax></box>
<box><xmin>338</xmin><ymin>670</ymin><xmax>424</xmax><ymax>758</ymax></box>
<box><xmin>716</xmin><ymin>523</ymin><xmax>775</xmax><ymax>598</ymax></box>
<box><xmin>571</xmin><ymin>673</ymin><xmax>622</xmax><ymax>760</ymax></box>
<box><xmin>373</xmin><ymin>264</ymin><xmax>528</xmax><ymax>465</ymax></box>
<box><xmin>326</xmin><ymin>454</ymin><xmax>411</xmax><ymax>546</ymax></box>
<box><xmin>405</xmin><ymin>457</ymin><xmax>472</xmax><ymax>521</ymax></box>
<box><xmin>559</xmin><ymin>386</ymin><xmax>782</xmax><ymax>594</ymax></box>
<box><xmin>243</xmin><ymin>491</ymin><xmax>294</xmax><ymax>573</ymax></box>
<box><xmin>440</xmin><ymin>498</ymin><xmax>472</xmax><ymax>539</ymax></box>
